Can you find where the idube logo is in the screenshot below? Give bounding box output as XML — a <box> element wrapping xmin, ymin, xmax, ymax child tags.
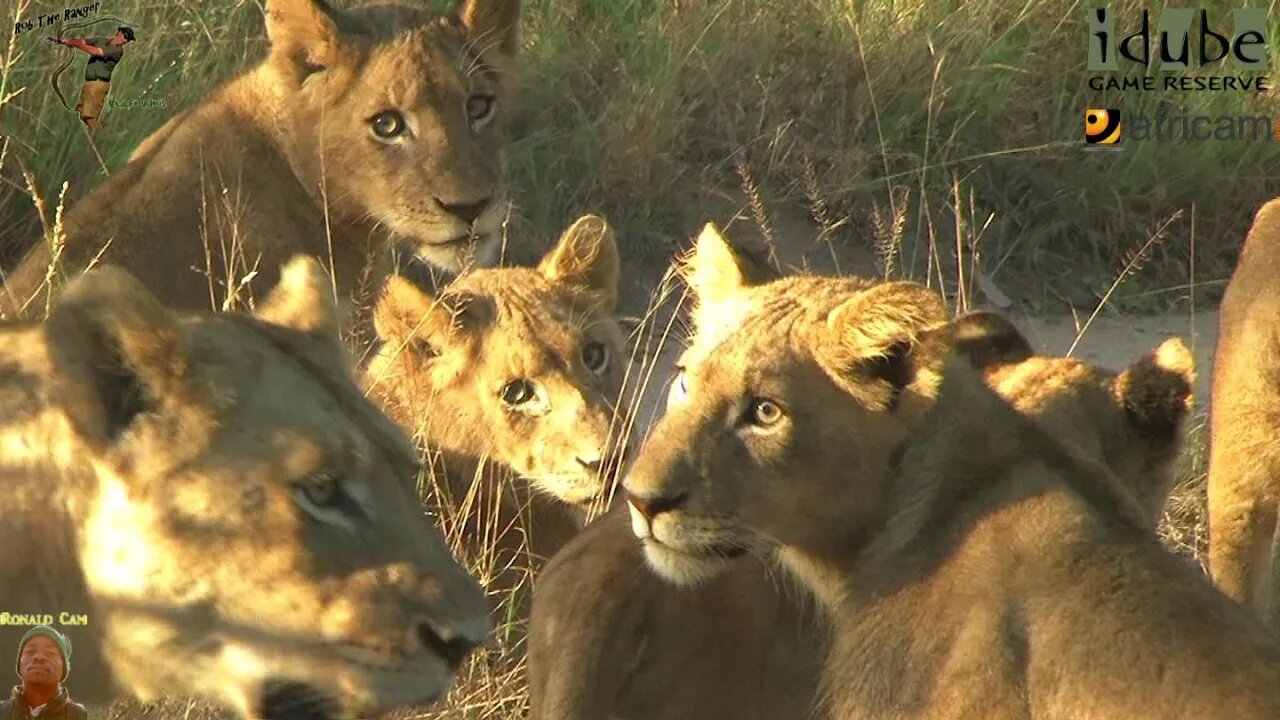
<box><xmin>1087</xmin><ymin>7</ymin><xmax>1270</xmax><ymax>92</ymax></box>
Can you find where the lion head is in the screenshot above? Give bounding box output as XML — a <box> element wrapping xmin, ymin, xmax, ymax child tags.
<box><xmin>620</xmin><ymin>224</ymin><xmax>943</xmax><ymax>584</ymax></box>
<box><xmin>622</xmin><ymin>223</ymin><xmax>1193</xmax><ymax>586</ymax></box>
<box><xmin>2</xmin><ymin>257</ymin><xmax>492</xmax><ymax>718</ymax></box>
<box><xmin>262</xmin><ymin>0</ymin><xmax>521</xmax><ymax>271</ymax></box>
<box><xmin>365</xmin><ymin>214</ymin><xmax>628</xmax><ymax>507</ymax></box>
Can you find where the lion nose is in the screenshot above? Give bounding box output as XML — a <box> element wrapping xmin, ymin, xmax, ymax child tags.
<box><xmin>626</xmin><ymin>490</ymin><xmax>688</xmax><ymax>522</ymax></box>
<box><xmin>576</xmin><ymin>449</ymin><xmax>603</xmax><ymax>473</ymax></box>
<box><xmin>412</xmin><ymin>615</ymin><xmax>484</xmax><ymax>671</ymax></box>
<box><xmin>438</xmin><ymin>197</ymin><xmax>491</xmax><ymax>225</ymax></box>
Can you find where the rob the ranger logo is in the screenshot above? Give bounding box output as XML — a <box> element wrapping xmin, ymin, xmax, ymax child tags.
<box><xmin>1088</xmin><ymin>7</ymin><xmax>1268</xmax><ymax>72</ymax></box>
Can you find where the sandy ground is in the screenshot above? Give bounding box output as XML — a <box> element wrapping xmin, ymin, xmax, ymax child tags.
<box><xmin>1011</xmin><ymin>308</ymin><xmax>1217</xmax><ymax>408</ymax></box>
<box><xmin>615</xmin><ymin>200</ymin><xmax>1224</xmax><ymax>433</ymax></box>
<box><xmin>621</xmin><ymin>305</ymin><xmax>1221</xmax><ymax>449</ymax></box>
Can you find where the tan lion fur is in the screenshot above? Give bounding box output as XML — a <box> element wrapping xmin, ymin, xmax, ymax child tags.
<box><xmin>619</xmin><ymin>224</ymin><xmax>1280</xmax><ymax>719</ymax></box>
<box><xmin>526</xmin><ymin>225</ymin><xmax>1197</xmax><ymax>720</ymax></box>
<box><xmin>0</xmin><ymin>257</ymin><xmax>490</xmax><ymax>719</ymax></box>
<box><xmin>1</xmin><ymin>0</ymin><xmax>520</xmax><ymax>321</ymax></box>
<box><xmin>363</xmin><ymin>215</ymin><xmax>628</xmax><ymax>628</ymax></box>
<box><xmin>1208</xmin><ymin>196</ymin><xmax>1280</xmax><ymax>628</ymax></box>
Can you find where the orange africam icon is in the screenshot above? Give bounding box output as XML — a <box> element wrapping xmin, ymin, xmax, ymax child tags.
<box><xmin>1085</xmin><ymin>108</ymin><xmax>1121</xmax><ymax>144</ymax></box>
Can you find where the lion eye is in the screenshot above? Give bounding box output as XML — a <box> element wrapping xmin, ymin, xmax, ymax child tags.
<box><xmin>747</xmin><ymin>398</ymin><xmax>784</xmax><ymax>428</ymax></box>
<box><xmin>409</xmin><ymin>337</ymin><xmax>438</xmax><ymax>358</ymax></box>
<box><xmin>672</xmin><ymin>366</ymin><xmax>688</xmax><ymax>395</ymax></box>
<box><xmin>296</xmin><ymin>471</ymin><xmax>342</xmax><ymax>507</ymax></box>
<box><xmin>582</xmin><ymin>342</ymin><xmax>609</xmax><ymax>375</ymax></box>
<box><xmin>665</xmin><ymin>365</ymin><xmax>689</xmax><ymax>410</ymax></box>
<box><xmin>500</xmin><ymin>379</ymin><xmax>536</xmax><ymax>407</ymax></box>
<box><xmin>465</xmin><ymin>94</ymin><xmax>496</xmax><ymax>126</ymax></box>
<box><xmin>370</xmin><ymin>110</ymin><xmax>406</xmax><ymax>139</ymax></box>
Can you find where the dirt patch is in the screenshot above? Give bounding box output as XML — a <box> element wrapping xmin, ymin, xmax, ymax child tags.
<box><xmin>614</xmin><ymin>193</ymin><xmax>1220</xmax><ymax>441</ymax></box>
<box><xmin>1015</xmin><ymin>309</ymin><xmax>1217</xmax><ymax>409</ymax></box>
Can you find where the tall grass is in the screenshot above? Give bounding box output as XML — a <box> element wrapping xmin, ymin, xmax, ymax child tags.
<box><xmin>508</xmin><ymin>0</ymin><xmax>1280</xmax><ymax>312</ymax></box>
<box><xmin>0</xmin><ymin>0</ymin><xmax>263</xmax><ymax>263</ymax></box>
<box><xmin>3</xmin><ymin>0</ymin><xmax>1279</xmax><ymax>310</ymax></box>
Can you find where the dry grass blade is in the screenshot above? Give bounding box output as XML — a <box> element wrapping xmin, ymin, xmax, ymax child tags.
<box><xmin>734</xmin><ymin>153</ymin><xmax>780</xmax><ymax>273</ymax></box>
<box><xmin>1067</xmin><ymin>209</ymin><xmax>1183</xmax><ymax>357</ymax></box>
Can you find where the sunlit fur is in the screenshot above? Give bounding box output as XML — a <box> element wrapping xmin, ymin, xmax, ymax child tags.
<box><xmin>528</xmin><ymin>297</ymin><xmax>1196</xmax><ymax>720</ymax></box>
<box><xmin>1</xmin><ymin>0</ymin><xmax>520</xmax><ymax>319</ymax></box>
<box><xmin>0</xmin><ymin>257</ymin><xmax>490</xmax><ymax>719</ymax></box>
<box><xmin>620</xmin><ymin>222</ymin><xmax>1280</xmax><ymax>719</ymax></box>
<box><xmin>1208</xmin><ymin>196</ymin><xmax>1280</xmax><ymax>629</ymax></box>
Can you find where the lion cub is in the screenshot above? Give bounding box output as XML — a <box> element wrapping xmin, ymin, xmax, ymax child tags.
<box><xmin>527</xmin><ymin>227</ymin><xmax>1197</xmax><ymax>720</ymax></box>
<box><xmin>364</xmin><ymin>215</ymin><xmax>628</xmax><ymax>606</ymax></box>
<box><xmin>621</xmin><ymin>224</ymin><xmax>1280</xmax><ymax>719</ymax></box>
<box><xmin>2</xmin><ymin>0</ymin><xmax>519</xmax><ymax>319</ymax></box>
<box><xmin>1208</xmin><ymin>197</ymin><xmax>1280</xmax><ymax>628</ymax></box>
<box><xmin>0</xmin><ymin>257</ymin><xmax>490</xmax><ymax>719</ymax></box>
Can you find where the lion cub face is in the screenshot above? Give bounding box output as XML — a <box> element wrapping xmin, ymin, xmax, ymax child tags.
<box><xmin>369</xmin><ymin>215</ymin><xmax>627</xmax><ymax>505</ymax></box>
<box><xmin>43</xmin><ymin>258</ymin><xmax>490</xmax><ymax>718</ymax></box>
<box><xmin>264</xmin><ymin>0</ymin><xmax>520</xmax><ymax>271</ymax></box>
<box><xmin>625</xmin><ymin>225</ymin><xmax>1195</xmax><ymax>586</ymax></box>
<box><xmin>625</xmin><ymin>226</ymin><xmax>947</xmax><ymax>584</ymax></box>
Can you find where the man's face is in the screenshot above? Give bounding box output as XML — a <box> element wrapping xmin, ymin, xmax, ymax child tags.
<box><xmin>110</xmin><ymin>31</ymin><xmax>126</xmax><ymax>45</ymax></box>
<box><xmin>18</xmin><ymin>636</ymin><xmax>61</xmax><ymax>686</ymax></box>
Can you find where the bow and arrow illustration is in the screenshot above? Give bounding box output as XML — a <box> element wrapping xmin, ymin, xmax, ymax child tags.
<box><xmin>44</xmin><ymin>14</ymin><xmax>140</xmax><ymax>113</ymax></box>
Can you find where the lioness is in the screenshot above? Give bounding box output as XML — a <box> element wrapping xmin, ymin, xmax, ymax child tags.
<box><xmin>1208</xmin><ymin>196</ymin><xmax>1280</xmax><ymax>628</ymax></box>
<box><xmin>526</xmin><ymin>226</ymin><xmax>1198</xmax><ymax>720</ymax></box>
<box><xmin>621</xmin><ymin>225</ymin><xmax>1280</xmax><ymax>719</ymax></box>
<box><xmin>1</xmin><ymin>0</ymin><xmax>519</xmax><ymax>320</ymax></box>
<box><xmin>0</xmin><ymin>256</ymin><xmax>491</xmax><ymax>719</ymax></box>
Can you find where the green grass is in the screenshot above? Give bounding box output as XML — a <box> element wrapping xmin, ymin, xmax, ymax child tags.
<box><xmin>506</xmin><ymin>0</ymin><xmax>1280</xmax><ymax>312</ymax></box>
<box><xmin>0</xmin><ymin>0</ymin><xmax>264</xmax><ymax>260</ymax></box>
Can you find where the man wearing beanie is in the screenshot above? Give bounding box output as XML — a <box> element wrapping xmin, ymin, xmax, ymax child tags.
<box><xmin>0</xmin><ymin>626</ymin><xmax>86</xmax><ymax>720</ymax></box>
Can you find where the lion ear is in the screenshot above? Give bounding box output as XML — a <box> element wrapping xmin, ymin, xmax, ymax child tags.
<box><xmin>819</xmin><ymin>282</ymin><xmax>948</xmax><ymax>395</ymax></box>
<box><xmin>679</xmin><ymin>222</ymin><xmax>779</xmax><ymax>336</ymax></box>
<box><xmin>43</xmin><ymin>266</ymin><xmax>192</xmax><ymax>448</ymax></box>
<box><xmin>1112</xmin><ymin>337</ymin><xmax>1195</xmax><ymax>440</ymax></box>
<box><xmin>374</xmin><ymin>275</ymin><xmax>492</xmax><ymax>351</ymax></box>
<box><xmin>458</xmin><ymin>0</ymin><xmax>521</xmax><ymax>58</ymax></box>
<box><xmin>538</xmin><ymin>214</ymin><xmax>619</xmax><ymax>313</ymax></box>
<box><xmin>946</xmin><ymin>310</ymin><xmax>1034</xmax><ymax>373</ymax></box>
<box><xmin>680</xmin><ymin>224</ymin><xmax>748</xmax><ymax>305</ymax></box>
<box><xmin>374</xmin><ymin>275</ymin><xmax>437</xmax><ymax>344</ymax></box>
<box><xmin>255</xmin><ymin>256</ymin><xmax>340</xmax><ymax>338</ymax></box>
<box><xmin>265</xmin><ymin>0</ymin><xmax>342</xmax><ymax>75</ymax></box>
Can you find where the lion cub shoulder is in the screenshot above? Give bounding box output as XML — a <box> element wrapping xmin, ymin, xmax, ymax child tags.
<box><xmin>1207</xmin><ymin>196</ymin><xmax>1280</xmax><ymax>627</ymax></box>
